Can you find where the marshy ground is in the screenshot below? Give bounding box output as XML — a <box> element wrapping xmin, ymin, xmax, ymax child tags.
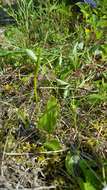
<box><xmin>0</xmin><ymin>0</ymin><xmax>107</xmax><ymax>189</ymax></box>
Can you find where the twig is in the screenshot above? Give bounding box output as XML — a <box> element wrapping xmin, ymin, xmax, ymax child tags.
<box><xmin>17</xmin><ymin>186</ymin><xmax>56</xmax><ymax>190</ymax></box>
<box><xmin>1</xmin><ymin>128</ymin><xmax>13</xmax><ymax>176</ymax></box>
<box><xmin>29</xmin><ymin>186</ymin><xmax>56</xmax><ymax>190</ymax></box>
<box><xmin>0</xmin><ymin>148</ymin><xmax>68</xmax><ymax>157</ymax></box>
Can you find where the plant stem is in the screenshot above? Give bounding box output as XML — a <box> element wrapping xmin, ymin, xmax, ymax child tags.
<box><xmin>34</xmin><ymin>48</ymin><xmax>41</xmax><ymax>102</ymax></box>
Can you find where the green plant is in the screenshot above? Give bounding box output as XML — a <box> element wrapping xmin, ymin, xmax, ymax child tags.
<box><xmin>38</xmin><ymin>96</ymin><xmax>59</xmax><ymax>134</ymax></box>
<box><xmin>0</xmin><ymin>48</ymin><xmax>41</xmax><ymax>101</ymax></box>
<box><xmin>37</xmin><ymin>96</ymin><xmax>61</xmax><ymax>151</ymax></box>
<box><xmin>26</xmin><ymin>48</ymin><xmax>41</xmax><ymax>101</ymax></box>
<box><xmin>0</xmin><ymin>0</ymin><xmax>107</xmax><ymax>188</ymax></box>
<box><xmin>65</xmin><ymin>151</ymin><xmax>103</xmax><ymax>190</ymax></box>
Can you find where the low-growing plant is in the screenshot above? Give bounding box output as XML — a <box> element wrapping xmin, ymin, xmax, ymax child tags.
<box><xmin>0</xmin><ymin>0</ymin><xmax>107</xmax><ymax>189</ymax></box>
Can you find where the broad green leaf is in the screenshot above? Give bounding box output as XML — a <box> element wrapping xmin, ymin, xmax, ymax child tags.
<box><xmin>26</xmin><ymin>49</ymin><xmax>37</xmax><ymax>61</ymax></box>
<box><xmin>38</xmin><ymin>97</ymin><xmax>59</xmax><ymax>134</ymax></box>
<box><xmin>44</xmin><ymin>139</ymin><xmax>61</xmax><ymax>151</ymax></box>
<box><xmin>0</xmin><ymin>49</ymin><xmax>37</xmax><ymax>62</ymax></box>
<box><xmin>79</xmin><ymin>159</ymin><xmax>99</xmax><ymax>189</ymax></box>
<box><xmin>65</xmin><ymin>152</ymin><xmax>99</xmax><ymax>190</ymax></box>
<box><xmin>79</xmin><ymin>180</ymin><xmax>96</xmax><ymax>190</ymax></box>
<box><xmin>65</xmin><ymin>152</ymin><xmax>80</xmax><ymax>177</ymax></box>
<box><xmin>0</xmin><ymin>49</ymin><xmax>24</xmax><ymax>57</ymax></box>
<box><xmin>56</xmin><ymin>79</ymin><xmax>69</xmax><ymax>86</ymax></box>
<box><xmin>83</xmin><ymin>182</ymin><xmax>96</xmax><ymax>190</ymax></box>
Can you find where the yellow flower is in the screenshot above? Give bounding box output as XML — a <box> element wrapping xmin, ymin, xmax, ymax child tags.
<box><xmin>85</xmin><ymin>28</ymin><xmax>91</xmax><ymax>34</ymax></box>
<box><xmin>4</xmin><ymin>84</ymin><xmax>13</xmax><ymax>91</ymax></box>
